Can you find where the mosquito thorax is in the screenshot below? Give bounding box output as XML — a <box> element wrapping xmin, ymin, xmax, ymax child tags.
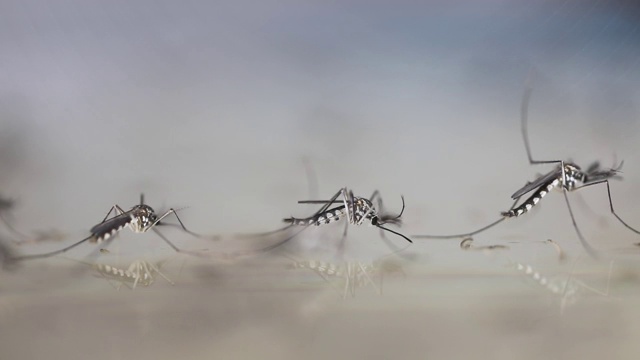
<box><xmin>129</xmin><ymin>205</ymin><xmax>158</xmax><ymax>232</ymax></box>
<box><xmin>561</xmin><ymin>163</ymin><xmax>585</xmax><ymax>190</ymax></box>
<box><xmin>353</xmin><ymin>198</ymin><xmax>377</xmax><ymax>224</ymax></box>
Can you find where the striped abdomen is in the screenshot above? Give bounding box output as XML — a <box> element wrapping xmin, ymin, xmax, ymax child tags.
<box><xmin>502</xmin><ymin>178</ymin><xmax>560</xmax><ymax>218</ymax></box>
<box><xmin>284</xmin><ymin>206</ymin><xmax>347</xmax><ymax>226</ymax></box>
<box><xmin>90</xmin><ymin>214</ymin><xmax>133</xmax><ymax>243</ymax></box>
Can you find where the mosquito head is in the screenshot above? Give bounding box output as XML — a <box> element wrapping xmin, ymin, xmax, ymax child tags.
<box><xmin>129</xmin><ymin>205</ymin><xmax>158</xmax><ymax>232</ymax></box>
<box><xmin>583</xmin><ymin>160</ymin><xmax>624</xmax><ymax>184</ymax></box>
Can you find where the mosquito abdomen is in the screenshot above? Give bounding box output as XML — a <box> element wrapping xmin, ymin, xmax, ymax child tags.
<box><xmin>284</xmin><ymin>208</ymin><xmax>346</xmax><ymax>226</ymax></box>
<box><xmin>503</xmin><ymin>178</ymin><xmax>560</xmax><ymax>218</ymax></box>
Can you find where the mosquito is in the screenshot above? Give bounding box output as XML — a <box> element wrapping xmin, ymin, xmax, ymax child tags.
<box><xmin>229</xmin><ymin>187</ymin><xmax>412</xmax><ymax>258</ymax></box>
<box><xmin>285</xmin><ymin>187</ymin><xmax>413</xmax><ymax>246</ymax></box>
<box><xmin>12</xmin><ymin>194</ymin><xmax>204</xmax><ymax>261</ymax></box>
<box><xmin>414</xmin><ymin>77</ymin><xmax>638</xmax><ymax>257</ymax></box>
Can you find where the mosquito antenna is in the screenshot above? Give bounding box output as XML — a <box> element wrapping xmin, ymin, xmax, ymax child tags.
<box><xmin>140</xmin><ymin>193</ymin><xmax>145</xmax><ymax>205</ymax></box>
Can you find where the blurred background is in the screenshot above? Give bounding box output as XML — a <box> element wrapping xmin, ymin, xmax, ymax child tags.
<box><xmin>1</xmin><ymin>0</ymin><xmax>640</xmax><ymax>359</ymax></box>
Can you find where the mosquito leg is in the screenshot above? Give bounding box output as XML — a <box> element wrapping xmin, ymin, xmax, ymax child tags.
<box><xmin>297</xmin><ymin>189</ymin><xmax>347</xmax><ymax>216</ymax></box>
<box><xmin>520</xmin><ymin>72</ymin><xmax>564</xmax><ymax>166</ymax></box>
<box><xmin>573</xmin><ymin>180</ymin><xmax>640</xmax><ymax>235</ymax></box>
<box><xmin>340</xmin><ymin>188</ymin><xmax>352</xmax><ymax>225</ymax></box>
<box><xmin>152</xmin><ymin>209</ymin><xmax>202</xmax><ymax>237</ymax></box>
<box><xmin>561</xmin><ymin>185</ymin><xmax>598</xmax><ymax>258</ymax></box>
<box><xmin>413</xmin><ymin>198</ymin><xmax>520</xmax><ymax>239</ymax></box>
<box><xmin>12</xmin><ymin>235</ymin><xmax>95</xmax><ymax>261</ymax></box>
<box><xmin>150</xmin><ymin>227</ymin><xmax>206</xmax><ymax>257</ymax></box>
<box><xmin>98</xmin><ymin>205</ymin><xmax>127</xmax><ymax>224</ymax></box>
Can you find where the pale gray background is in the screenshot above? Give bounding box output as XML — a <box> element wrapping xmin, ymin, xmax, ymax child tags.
<box><xmin>1</xmin><ymin>1</ymin><xmax>640</xmax><ymax>359</ymax></box>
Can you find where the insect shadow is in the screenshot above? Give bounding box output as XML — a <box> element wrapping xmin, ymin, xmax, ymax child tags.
<box><xmin>414</xmin><ymin>72</ymin><xmax>639</xmax><ymax>257</ymax></box>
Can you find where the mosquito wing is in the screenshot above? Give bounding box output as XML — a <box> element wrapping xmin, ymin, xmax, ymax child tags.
<box><xmin>89</xmin><ymin>212</ymin><xmax>133</xmax><ymax>240</ymax></box>
<box><xmin>510</xmin><ymin>167</ymin><xmax>561</xmax><ymax>200</ymax></box>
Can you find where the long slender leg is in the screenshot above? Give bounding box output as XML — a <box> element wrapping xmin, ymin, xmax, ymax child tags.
<box><xmin>297</xmin><ymin>189</ymin><xmax>347</xmax><ymax>217</ymax></box>
<box><xmin>520</xmin><ymin>72</ymin><xmax>564</xmax><ymax>166</ymax></box>
<box><xmin>561</xmin><ymin>186</ymin><xmax>598</xmax><ymax>258</ymax></box>
<box><xmin>556</xmin><ymin>162</ymin><xmax>598</xmax><ymax>258</ymax></box>
<box><xmin>336</xmin><ymin>188</ymin><xmax>351</xmax><ymax>252</ymax></box>
<box><xmin>152</xmin><ymin>208</ymin><xmax>203</xmax><ymax>238</ymax></box>
<box><xmin>151</xmin><ymin>227</ymin><xmax>206</xmax><ymax>257</ymax></box>
<box><xmin>521</xmin><ymin>82</ymin><xmax>598</xmax><ymax>256</ymax></box>
<box><xmin>100</xmin><ymin>205</ymin><xmax>127</xmax><ymax>224</ymax></box>
<box><xmin>573</xmin><ymin>180</ymin><xmax>640</xmax><ymax>235</ymax></box>
<box><xmin>12</xmin><ymin>235</ymin><xmax>95</xmax><ymax>261</ymax></box>
<box><xmin>341</xmin><ymin>188</ymin><xmax>353</xmax><ymax>225</ymax></box>
<box><xmin>413</xmin><ymin>197</ymin><xmax>520</xmax><ymax>239</ymax></box>
<box><xmin>299</xmin><ymin>189</ymin><xmax>352</xmax><ymax>256</ymax></box>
